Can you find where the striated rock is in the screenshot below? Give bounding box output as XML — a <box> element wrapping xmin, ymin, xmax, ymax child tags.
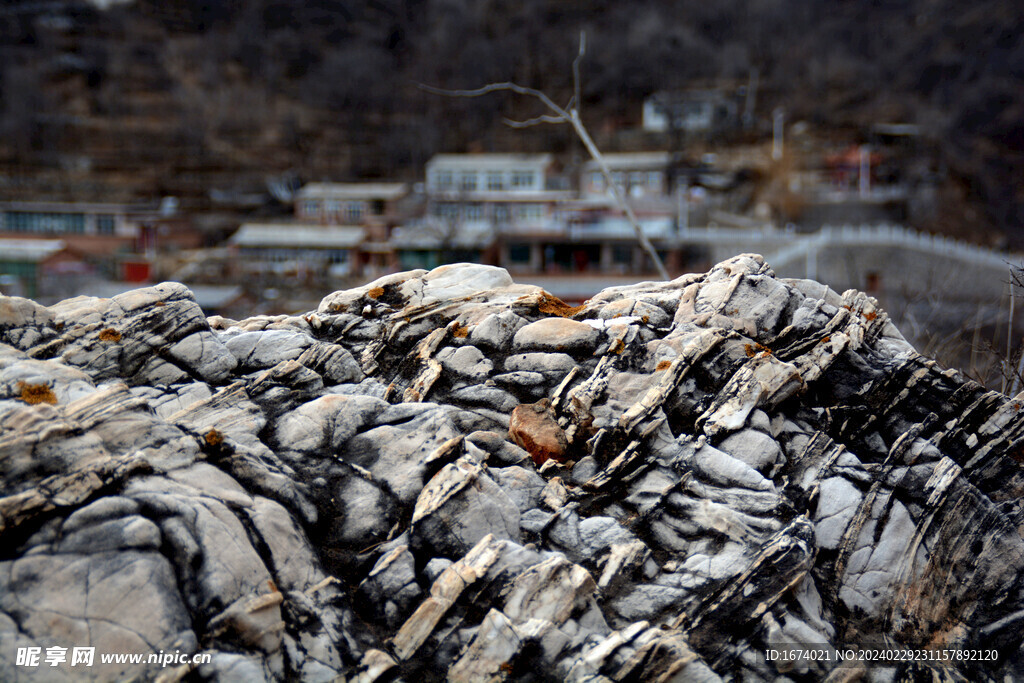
<box><xmin>470</xmin><ymin>310</ymin><xmax>527</xmax><ymax>350</ymax></box>
<box><xmin>436</xmin><ymin>344</ymin><xmax>493</xmax><ymax>380</ymax></box>
<box><xmin>2</xmin><ymin>257</ymin><xmax>1023</xmax><ymax>681</ymax></box>
<box><xmin>504</xmin><ymin>351</ymin><xmax>577</xmax><ymax>376</ymax></box>
<box><xmin>356</xmin><ymin>545</ymin><xmax>422</xmax><ymax>628</ymax></box>
<box><xmin>224</xmin><ymin>329</ymin><xmax>313</xmax><ymax>369</ymax></box>
<box><xmin>513</xmin><ymin>318</ymin><xmax>600</xmax><ymax>353</ymax></box>
<box><xmin>411</xmin><ymin>456</ymin><xmax>521</xmax><ymax>558</ymax></box>
<box><xmin>716</xmin><ymin>427</ymin><xmax>784</xmax><ymax>474</ymax></box>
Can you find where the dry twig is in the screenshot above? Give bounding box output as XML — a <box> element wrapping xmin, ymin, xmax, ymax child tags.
<box><xmin>419</xmin><ymin>32</ymin><xmax>670</xmax><ymax>281</ymax></box>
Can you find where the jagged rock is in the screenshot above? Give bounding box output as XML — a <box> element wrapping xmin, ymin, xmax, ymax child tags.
<box><xmin>356</xmin><ymin>545</ymin><xmax>422</xmax><ymax>628</ymax></box>
<box><xmin>224</xmin><ymin>329</ymin><xmax>313</xmax><ymax>370</ymax></box>
<box><xmin>297</xmin><ymin>342</ymin><xmax>363</xmax><ymax>384</ymax></box>
<box><xmin>448</xmin><ymin>384</ymin><xmax>518</xmax><ymax>412</ymax></box>
<box><xmin>470</xmin><ymin>310</ymin><xmax>527</xmax><ymax>350</ymax></box>
<box><xmin>2</xmin><ymin>258</ymin><xmax>1023</xmax><ymax>681</ymax></box>
<box><xmin>466</xmin><ymin>430</ymin><xmax>532</xmax><ymax>465</ymax></box>
<box><xmin>513</xmin><ymin>318</ymin><xmax>600</xmax><ymax>353</ymax></box>
<box><xmin>411</xmin><ymin>456</ymin><xmax>521</xmax><ymax>558</ymax></box>
<box><xmin>504</xmin><ymin>351</ymin><xmax>577</xmax><ymax>376</ymax></box>
<box><xmin>436</xmin><ymin>345</ymin><xmax>493</xmax><ymax>380</ymax></box>
<box><xmin>716</xmin><ymin>427</ymin><xmax>784</xmax><ymax>474</ymax></box>
<box><xmin>489</xmin><ymin>465</ymin><xmax>547</xmax><ymax>513</ymax></box>
<box><xmin>166</xmin><ymin>330</ymin><xmax>238</xmax><ymax>382</ymax></box>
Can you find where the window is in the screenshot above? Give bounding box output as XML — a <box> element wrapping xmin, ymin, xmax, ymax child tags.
<box><xmin>493</xmin><ymin>204</ymin><xmax>510</xmax><ymax>223</ymax></box>
<box><xmin>326</xmin><ymin>200</ymin><xmax>342</xmax><ymax>215</ymax></box>
<box><xmin>302</xmin><ymin>201</ymin><xmax>320</xmax><ymax>217</ymax></box>
<box><xmin>589</xmin><ymin>172</ymin><xmax>604</xmax><ymax>192</ymax></box>
<box><xmin>487</xmin><ymin>172</ymin><xmax>505</xmax><ymax>191</ymax></box>
<box><xmin>96</xmin><ymin>215</ymin><xmax>115</xmax><ymax>235</ymax></box>
<box><xmin>433</xmin><ymin>203</ymin><xmax>460</xmax><ymax>219</ymax></box>
<box><xmin>647</xmin><ymin>171</ymin><xmax>663</xmax><ymax>191</ymax></box>
<box><xmin>508</xmin><ymin>243</ymin><xmax>531</xmax><ymax>263</ymax></box>
<box><xmin>515</xmin><ymin>204</ymin><xmax>543</xmax><ymax>221</ymax></box>
<box><xmin>345</xmin><ymin>202</ymin><xmax>364</xmax><ymax>222</ymax></box>
<box><xmin>511</xmin><ymin>171</ymin><xmax>535</xmax><ymax>189</ymax></box>
<box><xmin>4</xmin><ymin>212</ymin><xmax>85</xmax><ymax>234</ymax></box>
<box><xmin>464</xmin><ymin>203</ymin><xmax>483</xmax><ymax>220</ymax></box>
<box><xmin>459</xmin><ymin>171</ymin><xmax>477</xmax><ymax>191</ymax></box>
<box><xmin>434</xmin><ymin>170</ymin><xmax>453</xmax><ymax>190</ymax></box>
<box><xmin>612</xmin><ymin>245</ymin><xmax>633</xmax><ymax>264</ymax></box>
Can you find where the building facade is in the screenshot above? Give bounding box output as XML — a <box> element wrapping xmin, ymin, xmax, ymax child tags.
<box><xmin>228</xmin><ymin>223</ymin><xmax>364</xmax><ymax>281</ymax></box>
<box><xmin>294</xmin><ymin>183</ymin><xmax>410</xmax><ymax>229</ymax></box>
<box><xmin>424</xmin><ymin>154</ymin><xmax>571</xmax><ymax>233</ymax></box>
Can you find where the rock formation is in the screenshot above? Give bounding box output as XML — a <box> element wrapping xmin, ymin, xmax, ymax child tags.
<box><xmin>1</xmin><ymin>255</ymin><xmax>1023</xmax><ymax>681</ymax></box>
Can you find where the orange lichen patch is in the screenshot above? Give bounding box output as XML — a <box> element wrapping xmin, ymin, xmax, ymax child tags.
<box><xmin>153</xmin><ymin>301</ymin><xmax>166</xmax><ymax>307</ymax></box>
<box><xmin>17</xmin><ymin>381</ymin><xmax>57</xmax><ymax>405</ymax></box>
<box><xmin>538</xmin><ymin>291</ymin><xmax>586</xmax><ymax>318</ymax></box>
<box><xmin>204</xmin><ymin>429</ymin><xmax>225</xmax><ymax>447</ymax></box>
<box><xmin>451</xmin><ymin>322</ymin><xmax>469</xmax><ymax>338</ymax></box>
<box><xmin>55</xmin><ymin>322</ymin><xmax>64</xmax><ymax>331</ymax></box>
<box><xmin>98</xmin><ymin>328</ymin><xmax>122</xmax><ymax>343</ymax></box>
<box><xmin>641</xmin><ymin>315</ymin><xmax>650</xmax><ymax>324</ymax></box>
<box><xmin>864</xmin><ymin>311</ymin><xmax>878</xmax><ymax>321</ymax></box>
<box><xmin>744</xmin><ymin>342</ymin><xmax>772</xmax><ymax>358</ymax></box>
<box><xmin>610</xmin><ymin>339</ymin><xmax>626</xmax><ymax>355</ymax></box>
<box><xmin>367</xmin><ymin>286</ymin><xmax>385</xmax><ymax>299</ymax></box>
<box><xmin>656</xmin><ymin>360</ymin><xmax>673</xmax><ymax>371</ymax></box>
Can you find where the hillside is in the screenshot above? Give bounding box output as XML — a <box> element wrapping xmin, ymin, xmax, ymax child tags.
<box><xmin>0</xmin><ymin>0</ymin><xmax>1021</xmax><ymax>241</ymax></box>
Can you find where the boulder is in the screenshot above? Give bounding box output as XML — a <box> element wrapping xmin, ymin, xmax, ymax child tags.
<box><xmin>0</xmin><ymin>259</ymin><xmax>1021</xmax><ymax>681</ymax></box>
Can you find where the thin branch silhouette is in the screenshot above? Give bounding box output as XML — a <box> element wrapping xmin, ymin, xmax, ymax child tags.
<box><xmin>418</xmin><ymin>32</ymin><xmax>671</xmax><ymax>280</ymax></box>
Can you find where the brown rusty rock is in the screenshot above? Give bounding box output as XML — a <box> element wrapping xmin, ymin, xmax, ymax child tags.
<box><xmin>508</xmin><ymin>398</ymin><xmax>568</xmax><ymax>466</ymax></box>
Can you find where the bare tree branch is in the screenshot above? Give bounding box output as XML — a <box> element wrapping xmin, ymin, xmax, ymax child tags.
<box><xmin>417</xmin><ymin>82</ymin><xmax>568</xmax><ymax>120</ymax></box>
<box><xmin>418</xmin><ymin>33</ymin><xmax>671</xmax><ymax>281</ymax></box>
<box><xmin>572</xmin><ymin>30</ymin><xmax>586</xmax><ymax>118</ymax></box>
<box><xmin>502</xmin><ymin>115</ymin><xmax>565</xmax><ymax>128</ymax></box>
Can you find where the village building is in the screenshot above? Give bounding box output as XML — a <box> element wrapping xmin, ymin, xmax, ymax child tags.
<box><xmin>415</xmin><ymin>152</ymin><xmax>681</xmax><ymax>276</ymax></box>
<box><xmin>294</xmin><ymin>182</ymin><xmax>410</xmax><ymax>229</ymax></box>
<box><xmin>0</xmin><ymin>198</ymin><xmax>196</xmax><ymax>282</ymax></box>
<box><xmin>424</xmin><ymin>153</ymin><xmax>571</xmax><ymax>231</ymax></box>
<box><xmin>0</xmin><ymin>238</ymin><xmax>93</xmax><ymax>300</ymax></box>
<box><xmin>227</xmin><ymin>223</ymin><xmax>364</xmax><ymax>281</ymax></box>
<box><xmin>294</xmin><ymin>182</ymin><xmax>414</xmax><ymax>276</ymax></box>
<box><xmin>642</xmin><ymin>85</ymin><xmax>747</xmax><ymax>136</ymax></box>
<box><xmin>580</xmin><ymin>151</ymin><xmax>671</xmax><ymax>199</ymax></box>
